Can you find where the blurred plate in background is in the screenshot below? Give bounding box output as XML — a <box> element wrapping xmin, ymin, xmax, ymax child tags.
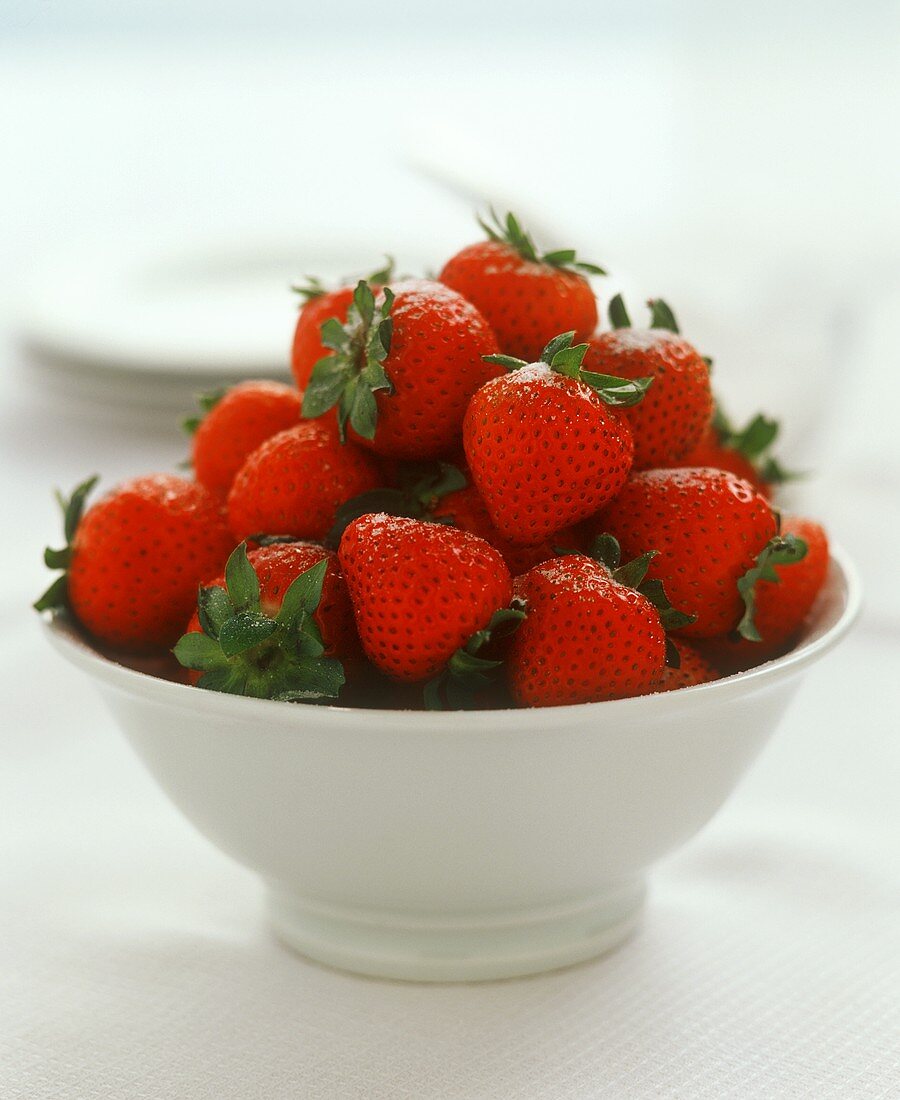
<box><xmin>15</xmin><ymin>233</ymin><xmax>428</xmax><ymax>413</ymax></box>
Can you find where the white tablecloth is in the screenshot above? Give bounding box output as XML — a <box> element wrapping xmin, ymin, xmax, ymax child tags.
<box><xmin>3</xmin><ymin>25</ymin><xmax>900</xmax><ymax>1098</ymax></box>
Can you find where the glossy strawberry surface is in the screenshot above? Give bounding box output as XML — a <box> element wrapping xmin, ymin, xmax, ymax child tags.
<box><xmin>68</xmin><ymin>475</ymin><xmax>234</xmax><ymax>651</ymax></box>
<box><xmin>348</xmin><ymin>279</ymin><xmax>501</xmax><ymax>460</ymax></box>
<box><xmin>440</xmin><ymin>240</ymin><xmax>597</xmax><ymax>362</ymax></box>
<box><xmin>654</xmin><ymin>641</ymin><xmax>720</xmax><ymax>692</ymax></box>
<box><xmin>674</xmin><ymin>424</ymin><xmax>771</xmax><ymax>497</ymax></box>
<box><xmin>192</xmin><ymin>381</ymin><xmax>302</xmax><ymax>498</ymax></box>
<box><xmin>507</xmin><ymin>554</ymin><xmax>666</xmax><ymax>706</ymax></box>
<box><xmin>584</xmin><ymin>328</ymin><xmax>712</xmax><ymax>468</ymax></box>
<box><xmin>227</xmin><ymin>421</ymin><xmax>381</xmax><ymax>542</ymax></box>
<box><xmin>431</xmin><ymin>484</ymin><xmax>585</xmax><ymax>575</ymax></box>
<box><xmin>595</xmin><ymin>467</ymin><xmax>777</xmax><ymax>638</ymax></box>
<box><xmin>338</xmin><ymin>514</ymin><xmax>512</xmax><ymax>682</ymax></box>
<box><xmin>464</xmin><ymin>363</ymin><xmax>634</xmax><ymax>545</ymax></box>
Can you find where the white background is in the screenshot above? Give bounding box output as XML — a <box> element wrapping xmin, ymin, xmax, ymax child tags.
<box><xmin>2</xmin><ymin>2</ymin><xmax>899</xmax><ymax>1096</ymax></box>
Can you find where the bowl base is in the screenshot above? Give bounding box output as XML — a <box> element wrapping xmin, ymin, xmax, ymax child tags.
<box><xmin>267</xmin><ymin>879</ymin><xmax>645</xmax><ymax>982</ymax></box>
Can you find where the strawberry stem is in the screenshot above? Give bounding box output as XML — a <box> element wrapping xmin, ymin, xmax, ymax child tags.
<box><xmin>423</xmin><ymin>602</ymin><xmax>527</xmax><ymax>710</ymax></box>
<box><xmin>33</xmin><ymin>475</ymin><xmax>99</xmax><ymax>614</ymax></box>
<box><xmin>513</xmin><ymin>332</ymin><xmax>653</xmax><ymax>408</ymax></box>
<box><xmin>586</xmin><ymin>533</ymin><xmax>696</xmax><ymax>642</ymax></box>
<box><xmin>477</xmin><ymin>208</ymin><xmax>606</xmax><ymax>275</ymax></box>
<box><xmin>301</xmin><ymin>280</ymin><xmax>395</xmax><ymax>442</ymax></box>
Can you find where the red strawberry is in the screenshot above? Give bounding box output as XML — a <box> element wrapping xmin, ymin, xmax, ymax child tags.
<box><xmin>583</xmin><ymin>296</ymin><xmax>713</xmax><ymax>468</ymax></box>
<box><xmin>701</xmin><ymin>515</ymin><xmax>827</xmax><ymax>674</ymax></box>
<box><xmin>431</xmin><ymin>484</ymin><xmax>585</xmax><ymax>574</ymax></box>
<box><xmin>289</xmin><ymin>260</ymin><xmax>393</xmax><ymax>391</ymax></box>
<box><xmin>674</xmin><ymin>406</ymin><xmax>797</xmax><ymax>498</ymax></box>
<box><xmin>464</xmin><ymin>332</ymin><xmax>648</xmax><ymax>545</ymax></box>
<box><xmin>184</xmin><ymin>541</ymin><xmax>358</xmax><ymax>654</ymax></box>
<box><xmin>338</xmin><ymin>514</ymin><xmax>514</xmax><ymax>686</ymax></box>
<box><xmin>36</xmin><ymin>474</ymin><xmax>234</xmax><ymax>651</ymax></box>
<box><xmin>175</xmin><ymin>542</ymin><xmax>350</xmax><ymax>700</ymax></box>
<box><xmin>594</xmin><ymin>467</ymin><xmax>779</xmax><ymax>638</ymax></box>
<box><xmin>187</xmin><ymin>381</ymin><xmax>302</xmax><ymax>498</ymax></box>
<box><xmin>506</xmin><ymin>553</ymin><xmax>667</xmax><ymax>706</ymax></box>
<box><xmin>677</xmin><ymin>422</ymin><xmax>761</xmax><ymax>489</ymax></box>
<box><xmin>740</xmin><ymin>516</ymin><xmax>828</xmax><ymax>646</ymax></box>
<box><xmin>300</xmin><ymin>278</ymin><xmax>500</xmax><ymax>460</ymax></box>
<box><xmin>655</xmin><ymin>641</ymin><xmax>719</xmax><ymax>692</ymax></box>
<box><xmin>227</xmin><ymin>420</ymin><xmax>381</xmax><ymax>543</ymax></box>
<box><xmin>440</xmin><ymin>210</ymin><xmax>603</xmax><ymax>361</ymax></box>
<box><xmin>323</xmin><ymin>460</ymin><xmax>587</xmax><ymax>573</ymax></box>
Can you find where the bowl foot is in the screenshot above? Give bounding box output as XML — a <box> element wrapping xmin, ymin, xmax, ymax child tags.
<box><xmin>267</xmin><ymin>879</ymin><xmax>645</xmax><ymax>982</ymax></box>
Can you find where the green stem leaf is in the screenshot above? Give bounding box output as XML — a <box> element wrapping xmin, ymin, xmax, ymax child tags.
<box><xmin>608</xmin><ymin>293</ymin><xmax>631</xmax><ymax>330</ymax></box>
<box><xmin>300</xmin><ymin>279</ymin><xmax>395</xmax><ymax>442</ymax></box>
<box><xmin>647</xmin><ymin>299</ymin><xmax>679</xmax><ymax>333</ymax></box>
<box><xmin>224</xmin><ymin>543</ymin><xmax>261</xmax><ymax>613</ymax></box>
<box><xmin>424</xmin><ymin>603</ymin><xmax>527</xmax><ymax>710</ymax></box>
<box><xmin>477</xmin><ymin>208</ymin><xmax>606</xmax><ymax>275</ymax></box>
<box><xmin>737</xmin><ymin>534</ymin><xmax>808</xmax><ymax>641</ymax></box>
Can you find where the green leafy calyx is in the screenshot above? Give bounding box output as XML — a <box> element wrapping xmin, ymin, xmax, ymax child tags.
<box><xmin>485</xmin><ymin>332</ymin><xmax>652</xmax><ymax>408</ymax></box>
<box><xmin>182</xmin><ymin>388</ymin><xmax>227</xmax><ymax>435</ymax></box>
<box><xmin>34</xmin><ymin>475</ymin><xmax>99</xmax><ymax>613</ymax></box>
<box><xmin>647</xmin><ymin>298</ymin><xmax>680</xmax><ymax>333</ymax></box>
<box><xmin>736</xmin><ymin>534</ymin><xmax>808</xmax><ymax>642</ymax></box>
<box><xmin>607</xmin><ymin>294</ymin><xmax>680</xmax><ymax>334</ymax></box>
<box><xmin>478</xmin><ymin>208</ymin><xmax>606</xmax><ymax>276</ymax></box>
<box><xmin>300</xmin><ymin>279</ymin><xmax>395</xmax><ymax>442</ymax></box>
<box><xmin>423</xmin><ymin>602</ymin><xmax>527</xmax><ymax>710</ymax></box>
<box><xmin>712</xmin><ymin>404</ymin><xmax>801</xmax><ymax>485</ymax></box>
<box><xmin>173</xmin><ymin>543</ymin><xmax>345</xmax><ymax>702</ymax></box>
<box><xmin>291</xmin><ymin>257</ymin><xmax>395</xmax><ymax>304</ymax></box>
<box><xmin>588</xmin><ymin>533</ymin><xmax>696</xmax><ymax>665</ymax></box>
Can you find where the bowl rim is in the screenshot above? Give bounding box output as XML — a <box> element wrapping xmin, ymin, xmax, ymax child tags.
<box><xmin>42</xmin><ymin>544</ymin><xmax>862</xmax><ymax>732</ymax></box>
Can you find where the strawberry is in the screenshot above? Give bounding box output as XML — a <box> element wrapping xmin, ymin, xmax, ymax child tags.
<box><xmin>325</xmin><ymin>461</ymin><xmax>585</xmax><ymax>573</ymax></box>
<box><xmin>300</xmin><ymin>278</ymin><xmax>500</xmax><ymax>460</ymax></box>
<box><xmin>655</xmin><ymin>641</ymin><xmax>719</xmax><ymax>692</ymax></box>
<box><xmin>583</xmin><ymin>296</ymin><xmax>713</xmax><ymax>468</ymax></box>
<box><xmin>463</xmin><ymin>332</ymin><xmax>648</xmax><ymax>545</ymax></box>
<box><xmin>227</xmin><ymin>419</ymin><xmax>381</xmax><ymax>543</ymax></box>
<box><xmin>594</xmin><ymin>467</ymin><xmax>782</xmax><ymax>638</ymax></box>
<box><xmin>430</xmin><ymin>484</ymin><xmax>585</xmax><ymax>574</ymax></box>
<box><xmin>174</xmin><ymin>542</ymin><xmax>350</xmax><ymax>700</ymax></box>
<box><xmin>186</xmin><ymin>381</ymin><xmax>302</xmax><ymax>498</ymax></box>
<box><xmin>440</xmin><ymin>210</ymin><xmax>604</xmax><ymax>361</ymax></box>
<box><xmin>290</xmin><ymin>259</ymin><xmax>394</xmax><ymax>392</ymax></box>
<box><xmin>696</xmin><ymin>515</ymin><xmax>825</xmax><ymax>675</ymax></box>
<box><xmin>36</xmin><ymin>474</ymin><xmax>234</xmax><ymax>651</ymax></box>
<box><xmin>338</xmin><ymin>514</ymin><xmax>516</xmax><ymax>692</ymax></box>
<box><xmin>675</xmin><ymin>405</ymin><xmax>797</xmax><ymax>497</ymax></box>
<box><xmin>737</xmin><ymin>516</ymin><xmax>827</xmax><ymax>646</ymax></box>
<box><xmin>506</xmin><ymin>551</ymin><xmax>669</xmax><ymax>707</ymax></box>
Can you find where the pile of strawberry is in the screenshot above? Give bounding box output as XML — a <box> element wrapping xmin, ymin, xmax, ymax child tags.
<box><xmin>36</xmin><ymin>211</ymin><xmax>831</xmax><ymax>709</ymax></box>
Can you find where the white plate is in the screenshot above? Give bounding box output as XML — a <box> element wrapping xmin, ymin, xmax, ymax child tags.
<box><xmin>16</xmin><ymin>233</ymin><xmax>428</xmax><ymax>412</ymax></box>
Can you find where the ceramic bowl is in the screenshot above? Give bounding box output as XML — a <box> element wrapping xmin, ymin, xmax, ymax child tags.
<box><xmin>44</xmin><ymin>548</ymin><xmax>860</xmax><ymax>982</ymax></box>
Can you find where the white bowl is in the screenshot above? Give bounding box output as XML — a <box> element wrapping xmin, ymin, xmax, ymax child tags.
<box><xmin>44</xmin><ymin>548</ymin><xmax>860</xmax><ymax>982</ymax></box>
